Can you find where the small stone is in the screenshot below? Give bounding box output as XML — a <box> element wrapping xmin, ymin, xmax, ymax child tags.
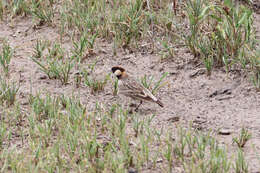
<box><xmin>167</xmin><ymin>116</ymin><xmax>180</xmax><ymax>122</ymax></box>
<box><xmin>129</xmin><ymin>141</ymin><xmax>136</xmax><ymax>146</ymax></box>
<box><xmin>169</xmin><ymin>71</ymin><xmax>178</xmax><ymax>75</ymax></box>
<box><xmin>189</xmin><ymin>68</ymin><xmax>206</xmax><ymax>78</ymax></box>
<box><xmin>98</xmin><ymin>48</ymin><xmax>107</xmax><ymax>54</ymax></box>
<box><xmin>218</xmin><ymin>128</ymin><xmax>232</xmax><ymax>135</ymax></box>
<box><xmin>21</xmin><ymin>101</ymin><xmax>29</xmax><ymax>105</ymax></box>
<box><xmin>128</xmin><ymin>168</ymin><xmax>138</xmax><ymax>173</ymax></box>
<box><xmin>156</xmin><ymin>158</ymin><xmax>163</xmax><ymax>163</ymax></box>
<box><xmin>39</xmin><ymin>75</ymin><xmax>47</xmax><ymax>80</ymax></box>
<box><xmin>216</xmin><ymin>96</ymin><xmax>233</xmax><ymax>101</ymax></box>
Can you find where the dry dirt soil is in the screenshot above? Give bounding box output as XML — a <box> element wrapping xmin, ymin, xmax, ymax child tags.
<box><xmin>0</xmin><ymin>4</ymin><xmax>260</xmax><ymax>173</ymax></box>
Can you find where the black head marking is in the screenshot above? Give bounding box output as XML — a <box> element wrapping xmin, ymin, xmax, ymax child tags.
<box><xmin>111</xmin><ymin>66</ymin><xmax>125</xmax><ymax>73</ymax></box>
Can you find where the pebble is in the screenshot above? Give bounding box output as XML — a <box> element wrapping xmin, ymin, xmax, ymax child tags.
<box><xmin>218</xmin><ymin>128</ymin><xmax>232</xmax><ymax>135</ymax></box>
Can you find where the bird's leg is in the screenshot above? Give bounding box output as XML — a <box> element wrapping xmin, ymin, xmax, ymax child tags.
<box><xmin>135</xmin><ymin>100</ymin><xmax>143</xmax><ymax>112</ymax></box>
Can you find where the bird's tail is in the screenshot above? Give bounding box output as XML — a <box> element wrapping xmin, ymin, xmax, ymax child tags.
<box><xmin>156</xmin><ymin>100</ymin><xmax>164</xmax><ymax>107</ymax></box>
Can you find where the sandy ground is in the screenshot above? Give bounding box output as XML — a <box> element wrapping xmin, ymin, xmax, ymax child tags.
<box><xmin>0</xmin><ymin>4</ymin><xmax>260</xmax><ymax>172</ymax></box>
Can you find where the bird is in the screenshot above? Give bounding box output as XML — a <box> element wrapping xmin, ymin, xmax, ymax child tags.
<box><xmin>111</xmin><ymin>66</ymin><xmax>164</xmax><ymax>111</ymax></box>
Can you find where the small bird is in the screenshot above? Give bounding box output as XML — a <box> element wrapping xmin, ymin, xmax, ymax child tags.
<box><xmin>111</xmin><ymin>66</ymin><xmax>164</xmax><ymax>110</ymax></box>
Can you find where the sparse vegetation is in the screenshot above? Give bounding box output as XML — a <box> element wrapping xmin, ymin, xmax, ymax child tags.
<box><xmin>0</xmin><ymin>77</ymin><xmax>19</xmax><ymax>106</ymax></box>
<box><xmin>31</xmin><ymin>0</ymin><xmax>54</xmax><ymax>25</ymax></box>
<box><xmin>31</xmin><ymin>41</ymin><xmax>74</xmax><ymax>84</ymax></box>
<box><xmin>83</xmin><ymin>70</ymin><xmax>110</xmax><ymax>94</ymax></box>
<box><xmin>233</xmin><ymin>127</ymin><xmax>252</xmax><ymax>148</ymax></box>
<box><xmin>0</xmin><ymin>97</ymin><xmax>252</xmax><ymax>172</ymax></box>
<box><xmin>0</xmin><ymin>0</ymin><xmax>259</xmax><ymax>172</ymax></box>
<box><xmin>141</xmin><ymin>72</ymin><xmax>168</xmax><ymax>94</ymax></box>
<box><xmin>72</xmin><ymin>33</ymin><xmax>98</xmax><ymax>62</ymax></box>
<box><xmin>250</xmin><ymin>49</ymin><xmax>260</xmax><ymax>90</ymax></box>
<box><xmin>184</xmin><ymin>0</ymin><xmax>257</xmax><ymax>76</ymax></box>
<box><xmin>0</xmin><ymin>42</ymin><xmax>13</xmax><ymax>76</ymax></box>
<box><xmin>234</xmin><ymin>149</ymin><xmax>249</xmax><ymax>173</ymax></box>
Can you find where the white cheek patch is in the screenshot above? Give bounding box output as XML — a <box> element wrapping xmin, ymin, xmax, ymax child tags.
<box><xmin>114</xmin><ymin>70</ymin><xmax>122</xmax><ymax>76</ymax></box>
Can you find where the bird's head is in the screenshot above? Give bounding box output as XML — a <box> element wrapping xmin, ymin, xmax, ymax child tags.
<box><xmin>111</xmin><ymin>66</ymin><xmax>126</xmax><ymax>79</ymax></box>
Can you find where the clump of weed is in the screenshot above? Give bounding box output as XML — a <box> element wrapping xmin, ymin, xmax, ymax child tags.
<box><xmin>0</xmin><ymin>77</ymin><xmax>19</xmax><ymax>106</ymax></box>
<box><xmin>0</xmin><ymin>42</ymin><xmax>13</xmax><ymax>76</ymax></box>
<box><xmin>11</xmin><ymin>0</ymin><xmax>30</xmax><ymax>17</ymax></box>
<box><xmin>112</xmin><ymin>0</ymin><xmax>144</xmax><ymax>48</ymax></box>
<box><xmin>33</xmin><ymin>40</ymin><xmax>48</xmax><ymax>59</ymax></box>
<box><xmin>113</xmin><ymin>78</ymin><xmax>118</xmax><ymax>96</ymax></box>
<box><xmin>172</xmin><ymin>126</ymin><xmax>232</xmax><ymax>173</ymax></box>
<box><xmin>249</xmin><ymin>49</ymin><xmax>260</xmax><ymax>90</ymax></box>
<box><xmin>159</xmin><ymin>40</ymin><xmax>176</xmax><ymax>59</ymax></box>
<box><xmin>83</xmin><ymin>71</ymin><xmax>110</xmax><ymax>94</ymax></box>
<box><xmin>73</xmin><ymin>60</ymin><xmax>109</xmax><ymax>94</ymax></box>
<box><xmin>233</xmin><ymin>127</ymin><xmax>252</xmax><ymax>148</ymax></box>
<box><xmin>141</xmin><ymin>72</ymin><xmax>168</xmax><ymax>94</ymax></box>
<box><xmin>29</xmin><ymin>93</ymin><xmax>60</xmax><ymax>121</ymax></box>
<box><xmin>72</xmin><ymin>33</ymin><xmax>98</xmax><ymax>63</ymax></box>
<box><xmin>30</xmin><ymin>0</ymin><xmax>54</xmax><ymax>26</ymax></box>
<box><xmin>0</xmin><ymin>1</ymin><xmax>3</xmax><ymax>19</ymax></box>
<box><xmin>185</xmin><ymin>0</ymin><xmax>255</xmax><ymax>74</ymax></box>
<box><xmin>0</xmin><ymin>122</ymin><xmax>7</xmax><ymax>150</ymax></box>
<box><xmin>234</xmin><ymin>149</ymin><xmax>249</xmax><ymax>173</ymax></box>
<box><xmin>31</xmin><ymin>41</ymin><xmax>74</xmax><ymax>84</ymax></box>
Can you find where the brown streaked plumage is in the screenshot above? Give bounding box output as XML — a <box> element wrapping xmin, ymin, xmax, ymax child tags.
<box><xmin>111</xmin><ymin>66</ymin><xmax>164</xmax><ymax>109</ymax></box>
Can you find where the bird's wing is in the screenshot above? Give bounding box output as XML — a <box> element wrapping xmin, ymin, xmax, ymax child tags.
<box><xmin>123</xmin><ymin>78</ymin><xmax>158</xmax><ymax>102</ymax></box>
<box><xmin>142</xmin><ymin>87</ymin><xmax>158</xmax><ymax>101</ymax></box>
